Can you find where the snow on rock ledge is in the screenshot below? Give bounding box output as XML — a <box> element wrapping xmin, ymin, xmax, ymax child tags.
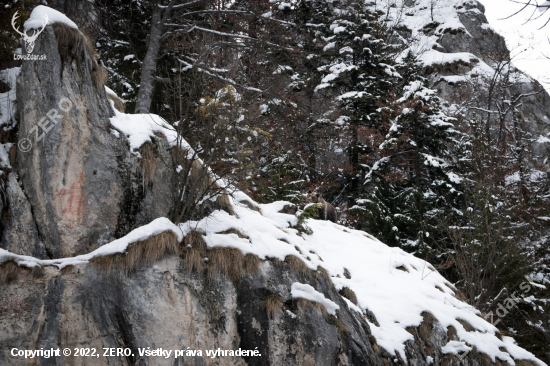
<box><xmin>0</xmin><ymin>218</ymin><xmax>182</xmax><ymax>269</ymax></box>
<box><xmin>1</xmin><ymin>197</ymin><xmax>545</xmax><ymax>365</ymax></box>
<box><xmin>24</xmin><ymin>5</ymin><xmax>78</xmax><ymax>30</ymax></box>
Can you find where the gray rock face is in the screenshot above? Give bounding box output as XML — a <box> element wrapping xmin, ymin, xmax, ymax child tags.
<box><xmin>0</xmin><ymin>254</ymin><xmax>533</xmax><ymax>366</ymax></box>
<box><xmin>11</xmin><ymin>25</ymin><xmax>173</xmax><ymax>258</ymax></box>
<box><xmin>428</xmin><ymin>0</ymin><xmax>550</xmax><ymax>163</ymax></box>
<box><xmin>0</xmin><ymin>172</ymin><xmax>46</xmax><ymax>258</ymax></box>
<box><xmin>0</xmin><ymin>14</ymin><xmax>542</xmax><ymax>366</ymax></box>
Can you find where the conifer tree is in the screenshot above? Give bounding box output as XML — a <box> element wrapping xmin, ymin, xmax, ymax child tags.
<box><xmin>356</xmin><ymin>53</ymin><xmax>463</xmax><ymax>256</ymax></box>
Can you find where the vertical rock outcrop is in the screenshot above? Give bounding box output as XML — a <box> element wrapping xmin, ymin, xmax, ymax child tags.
<box><xmin>11</xmin><ymin>24</ymin><xmax>172</xmax><ymax>258</ymax></box>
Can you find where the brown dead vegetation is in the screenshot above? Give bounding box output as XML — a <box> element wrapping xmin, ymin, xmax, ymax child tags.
<box><xmin>516</xmin><ymin>361</ymin><xmax>541</xmax><ymax>366</ymax></box>
<box><xmin>60</xmin><ymin>264</ymin><xmax>76</xmax><ymax>275</ymax></box>
<box><xmin>183</xmin><ymin>231</ymin><xmax>207</xmax><ymax>252</ymax></box>
<box><xmin>218</xmin><ymin>228</ymin><xmax>248</xmax><ymax>239</ymax></box>
<box><xmin>456</xmin><ymin>318</ymin><xmax>475</xmax><ymax>332</ymax></box>
<box><xmin>414</xmin><ymin>312</ymin><xmax>437</xmax><ymax>357</ymax></box>
<box><xmin>0</xmin><ymin>259</ymin><xmax>47</xmax><ymax>286</ymax></box>
<box><xmin>333</xmin><ymin>316</ymin><xmax>349</xmax><ymax>334</ymax></box>
<box><xmin>139</xmin><ymin>142</ymin><xmax>158</xmax><ymax>185</ymax></box>
<box><xmin>284</xmin><ymin>255</ymin><xmax>309</xmax><ymax>276</ymax></box>
<box><xmin>90</xmin><ymin>230</ymin><xmax>179</xmax><ymax>274</ymax></box>
<box><xmin>338</xmin><ymin>287</ymin><xmax>358</xmax><ymax>306</ymax></box>
<box><xmin>295</xmin><ymin>298</ymin><xmax>326</xmax><ymax>315</ymax></box>
<box><xmin>0</xmin><ymin>260</ymin><xmax>19</xmax><ymax>285</ymax></box>
<box><xmin>52</xmin><ymin>22</ymin><xmax>106</xmax><ymax>89</ymax></box>
<box><xmin>182</xmin><ymin>248</ymin><xmax>204</xmax><ymax>273</ymax></box>
<box><xmin>418</xmin><ymin>312</ymin><xmax>437</xmax><ymax>341</ymax></box>
<box><xmin>316</xmin><ymin>266</ymin><xmax>331</xmax><ymax>280</ymax></box>
<box><xmin>107</xmin><ymin>92</ymin><xmax>125</xmax><ymax>113</ymax></box>
<box><xmin>206</xmin><ymin>247</ymin><xmax>244</xmax><ymax>282</ymax></box>
<box><xmin>238</xmin><ymin>199</ymin><xmax>261</xmax><ymax>212</ymax></box>
<box><xmin>263</xmin><ymin>293</ymin><xmax>284</xmax><ymax>319</ymax></box>
<box><xmin>243</xmin><ymin>253</ymin><xmax>260</xmax><ymax>274</ymax></box>
<box><xmin>170</xmin><ymin>146</ymin><xmax>235</xmax><ymax>219</ymax></box>
<box><xmin>446</xmin><ymin>325</ymin><xmax>458</xmax><ymax>341</ymax></box>
<box><xmin>444</xmin><ymin>282</ymin><xmax>468</xmax><ymax>301</ymax></box>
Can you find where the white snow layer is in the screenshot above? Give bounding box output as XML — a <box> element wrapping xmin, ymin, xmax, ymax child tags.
<box><xmin>0</xmin><ymin>198</ymin><xmax>545</xmax><ymax>365</ymax></box>
<box><xmin>108</xmin><ymin>99</ymin><xmax>194</xmax><ymax>155</ymax></box>
<box><xmin>0</xmin><ymin>81</ymin><xmax>545</xmax><ymax>365</ymax></box>
<box><xmin>0</xmin><ymin>199</ymin><xmax>545</xmax><ymax>365</ymax></box>
<box><xmin>370</xmin><ymin>0</ymin><xmax>533</xmax><ymax>86</ymax></box>
<box><xmin>291</xmin><ymin>282</ymin><xmax>340</xmax><ymax>315</ymax></box>
<box><xmin>442</xmin><ymin>340</ymin><xmax>472</xmax><ymax>355</ymax></box>
<box><xmin>0</xmin><ymin>218</ymin><xmax>183</xmax><ymax>269</ymax></box>
<box><xmin>24</xmin><ymin>5</ymin><xmax>78</xmax><ymax>30</ymax></box>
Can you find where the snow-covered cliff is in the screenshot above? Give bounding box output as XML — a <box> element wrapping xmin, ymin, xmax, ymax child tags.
<box><xmin>0</xmin><ymin>9</ymin><xmax>547</xmax><ymax>364</ymax></box>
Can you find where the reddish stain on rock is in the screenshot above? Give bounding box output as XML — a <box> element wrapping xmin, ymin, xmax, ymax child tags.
<box><xmin>54</xmin><ymin>173</ymin><xmax>85</xmax><ymax>228</ymax></box>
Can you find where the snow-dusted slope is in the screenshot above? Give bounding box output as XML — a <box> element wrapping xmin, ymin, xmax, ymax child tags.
<box><xmin>1</xmin><ymin>98</ymin><xmax>545</xmax><ymax>364</ymax></box>
<box><xmin>1</xmin><ymin>202</ymin><xmax>544</xmax><ymax>365</ymax></box>
<box><xmin>372</xmin><ymin>0</ymin><xmax>529</xmax><ymax>83</ymax></box>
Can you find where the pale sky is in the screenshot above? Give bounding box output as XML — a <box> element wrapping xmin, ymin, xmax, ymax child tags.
<box><xmin>479</xmin><ymin>0</ymin><xmax>550</xmax><ymax>90</ymax></box>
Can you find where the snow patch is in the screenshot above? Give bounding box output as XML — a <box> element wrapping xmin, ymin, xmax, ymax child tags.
<box><xmin>0</xmin><ymin>218</ymin><xmax>183</xmax><ymax>269</ymax></box>
<box><xmin>24</xmin><ymin>5</ymin><xmax>78</xmax><ymax>30</ymax></box>
<box><xmin>0</xmin><ymin>198</ymin><xmax>544</xmax><ymax>365</ymax></box>
<box><xmin>442</xmin><ymin>340</ymin><xmax>472</xmax><ymax>355</ymax></box>
<box><xmin>291</xmin><ymin>282</ymin><xmax>340</xmax><ymax>315</ymax></box>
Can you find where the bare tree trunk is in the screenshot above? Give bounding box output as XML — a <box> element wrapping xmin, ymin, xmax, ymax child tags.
<box><xmin>135</xmin><ymin>7</ymin><xmax>167</xmax><ymax>114</ymax></box>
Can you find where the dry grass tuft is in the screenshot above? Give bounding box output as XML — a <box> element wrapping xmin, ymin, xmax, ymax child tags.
<box><xmin>316</xmin><ymin>266</ymin><xmax>331</xmax><ymax>280</ymax></box>
<box><xmin>446</xmin><ymin>325</ymin><xmax>458</xmax><ymax>341</ymax></box>
<box><xmin>239</xmin><ymin>199</ymin><xmax>261</xmax><ymax>212</ymax></box>
<box><xmin>516</xmin><ymin>361</ymin><xmax>541</xmax><ymax>366</ymax></box>
<box><xmin>333</xmin><ymin>316</ymin><xmax>349</xmax><ymax>334</ymax></box>
<box><xmin>183</xmin><ymin>248</ymin><xmax>204</xmax><ymax>273</ymax></box>
<box><xmin>171</xmin><ymin>148</ymin><xmax>236</xmax><ymax>216</ymax></box>
<box><xmin>207</xmin><ymin>247</ymin><xmax>244</xmax><ymax>282</ymax></box>
<box><xmin>216</xmin><ymin>193</ymin><xmax>234</xmax><ymax>216</ymax></box>
<box><xmin>107</xmin><ymin>92</ymin><xmax>125</xmax><ymax>113</ymax></box>
<box><xmin>284</xmin><ymin>255</ymin><xmax>309</xmax><ymax>276</ymax></box>
<box><xmin>418</xmin><ymin>312</ymin><xmax>437</xmax><ymax>344</ymax></box>
<box><xmin>314</xmin><ymin>301</ymin><xmax>327</xmax><ymax>315</ymax></box>
<box><xmin>441</xmin><ymin>355</ymin><xmax>460</xmax><ymax>366</ymax></box>
<box><xmin>183</xmin><ymin>231</ymin><xmax>207</xmax><ymax>253</ymax></box>
<box><xmin>90</xmin><ymin>231</ymin><xmax>179</xmax><ymax>274</ymax></box>
<box><xmin>339</xmin><ymin>287</ymin><xmax>358</xmax><ymax>306</ymax></box>
<box><xmin>294</xmin><ymin>298</ymin><xmax>327</xmax><ymax>315</ymax></box>
<box><xmin>60</xmin><ymin>264</ymin><xmax>75</xmax><ymax>275</ymax></box>
<box><xmin>263</xmin><ymin>293</ymin><xmax>284</xmax><ymax>319</ymax></box>
<box><xmin>139</xmin><ymin>143</ymin><xmax>158</xmax><ymax>185</ymax></box>
<box><xmin>52</xmin><ymin>22</ymin><xmax>105</xmax><ymax>89</ymax></box>
<box><xmin>0</xmin><ymin>260</ymin><xmax>20</xmax><ymax>285</ymax></box>
<box><xmin>457</xmin><ymin>318</ymin><xmax>475</xmax><ymax>332</ymax></box>
<box><xmin>445</xmin><ymin>282</ymin><xmax>468</xmax><ymax>301</ymax></box>
<box><xmin>243</xmin><ymin>253</ymin><xmax>260</xmax><ymax>274</ymax></box>
<box><xmin>92</xmin><ymin>68</ymin><xmax>107</xmax><ymax>90</ymax></box>
<box><xmin>31</xmin><ymin>265</ymin><xmax>45</xmax><ymax>278</ymax></box>
<box><xmin>218</xmin><ymin>228</ymin><xmax>248</xmax><ymax>239</ymax></box>
<box><xmin>296</xmin><ymin>298</ymin><xmax>313</xmax><ymax>310</ymax></box>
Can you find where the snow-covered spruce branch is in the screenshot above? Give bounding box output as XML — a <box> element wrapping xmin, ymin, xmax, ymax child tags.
<box><xmin>157</xmin><ymin>0</ymin><xmax>203</xmax><ymax>10</ymax></box>
<box><xmin>177</xmin><ymin>58</ymin><xmax>262</xmax><ymax>93</ymax></box>
<box><xmin>165</xmin><ymin>24</ymin><xmax>287</xmax><ymax>49</ymax></box>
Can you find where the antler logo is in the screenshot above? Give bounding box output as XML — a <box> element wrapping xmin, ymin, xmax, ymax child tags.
<box><xmin>12</xmin><ymin>11</ymin><xmax>48</xmax><ymax>54</ymax></box>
